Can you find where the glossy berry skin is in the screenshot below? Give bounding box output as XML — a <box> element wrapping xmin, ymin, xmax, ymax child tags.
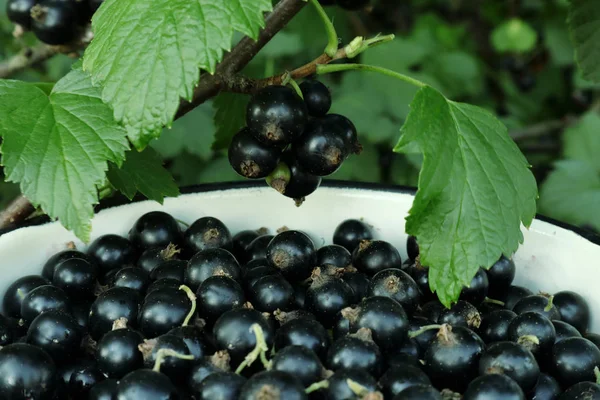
<box><xmin>20</xmin><ymin>284</ymin><xmax>71</xmax><ymax>324</ymax></box>
<box><xmin>553</xmin><ymin>291</ymin><xmax>590</xmax><ymax>334</ymax></box>
<box><xmin>116</xmin><ymin>369</ymin><xmax>178</xmax><ymax>399</ymax></box>
<box><xmin>341</xmin><ymin>272</ymin><xmax>370</xmax><ymax>303</ymax></box>
<box><xmin>112</xmin><ymin>266</ymin><xmax>150</xmax><ymax>293</ymax></box>
<box><xmin>299</xmin><ymin>80</ymin><xmax>331</xmax><ymax>117</ymax></box>
<box><xmin>479</xmin><ymin>341</ymin><xmax>540</xmax><ymax>392</ymax></box>
<box><xmin>407</xmin><ymin>264</ymin><xmax>435</xmax><ymax>303</ymax></box>
<box><xmin>553</xmin><ymin>320</ymin><xmax>582</xmax><ymax>342</ymax></box>
<box><xmin>463</xmin><ymin>374</ymin><xmax>525</xmax><ymax>400</ymax></box>
<box><xmin>245</xmin><ymin>235</ymin><xmax>274</xmax><ymax>262</ymax></box>
<box><xmin>89</xmin><ymin>287</ymin><xmax>141</xmax><ymax>340</ymax></box>
<box><xmin>142</xmin><ymin>334</ymin><xmax>192</xmax><ymax>381</ymax></box>
<box><xmin>150</xmin><ymin>259</ymin><xmax>187</xmax><ymax>282</ymax></box>
<box><xmin>184</xmin><ymin>216</ymin><xmax>232</xmax><ymax>254</ymax></box>
<box><xmin>192</xmin><ymin>371</ymin><xmax>246</xmax><ymax>400</ymax></box>
<box><xmin>197</xmin><ymin>275</ymin><xmax>245</xmax><ymax>323</ymax></box>
<box><xmin>317</xmin><ymin>244</ymin><xmax>351</xmax><ymax>268</ymax></box>
<box><xmin>88</xmin><ymin>378</ymin><xmax>118</xmax><ymax>400</ymax></box>
<box><xmin>326</xmin><ymin>369</ymin><xmax>378</xmax><ymax>400</ymax></box>
<box><xmin>96</xmin><ymin>327</ymin><xmax>143</xmax><ymax>379</ymax></box>
<box><xmin>406</xmin><ymin>235</ymin><xmax>419</xmax><ymax>260</ymax></box>
<box><xmin>249</xmin><ymin>274</ymin><xmax>294</xmax><ymax>312</ymax></box>
<box><xmin>137</xmin><ymin>246</ymin><xmax>179</xmax><ymax>275</ymax></box>
<box><xmin>275</xmin><ymin>150</ymin><xmax>322</xmax><ymax>200</ymax></box>
<box><xmin>530</xmin><ymin>373</ymin><xmax>561</xmax><ymax>400</ymax></box>
<box><xmin>2</xmin><ymin>275</ymin><xmax>50</xmax><ymax>318</ymax></box>
<box><xmin>485</xmin><ymin>256</ymin><xmax>516</xmax><ymax>299</ymax></box>
<box><xmin>32</xmin><ymin>1</ymin><xmax>79</xmax><ymax>45</ymax></box>
<box><xmin>239</xmin><ymin>370</ymin><xmax>307</xmax><ymax>400</ymax></box>
<box><xmin>68</xmin><ymin>366</ymin><xmax>105</xmax><ymax>398</ymax></box>
<box><xmin>378</xmin><ymin>364</ymin><xmax>431</xmax><ymax>398</ymax></box>
<box><xmin>348</xmin><ymin>296</ymin><xmax>409</xmax><ymax>351</ymax></box>
<box><xmin>274</xmin><ymin>317</ymin><xmax>330</xmax><ymax>359</ymax></box>
<box><xmin>129</xmin><ymin>211</ymin><xmax>182</xmax><ymax>250</ymax></box>
<box><xmin>228</xmin><ymin>128</ymin><xmax>281</xmax><ymax>179</ymax></box>
<box><xmin>138</xmin><ymin>287</ymin><xmax>192</xmax><ymax>337</ymax></box>
<box><xmin>327</xmin><ymin>333</ymin><xmax>382</xmax><ymax>377</ymax></box>
<box><xmin>305</xmin><ymin>276</ymin><xmax>354</xmax><ymax>327</ymax></box>
<box><xmin>188</xmin><ymin>360</ymin><xmax>221</xmax><ymax>392</ymax></box>
<box><xmin>352</xmin><ymin>240</ymin><xmax>402</xmax><ymax>276</ymax></box>
<box><xmin>87</xmin><ymin>234</ymin><xmax>137</xmax><ymax>276</ymax></box>
<box><xmin>53</xmin><ymin>256</ymin><xmax>99</xmax><ymax>299</ymax></box>
<box><xmin>551</xmin><ymin>337</ymin><xmax>600</xmax><ymax>388</ymax></box>
<box><xmin>246</xmin><ymin>85</ymin><xmax>308</xmax><ymax>147</ymax></box>
<box><xmin>168</xmin><ymin>325</ymin><xmax>211</xmax><ymax>360</ymax></box>
<box><xmin>323</xmin><ymin>113</ymin><xmax>361</xmax><ymax>154</ymax></box>
<box><xmin>507</xmin><ymin>312</ymin><xmax>556</xmax><ymax>360</ymax></box>
<box><xmin>423</xmin><ymin>325</ymin><xmax>485</xmax><ymax>392</ymax></box>
<box><xmin>513</xmin><ymin>295</ymin><xmax>561</xmax><ymax>320</ymax></box>
<box><xmin>266</xmin><ymin>230</ymin><xmax>316</xmax><ymax>281</ymax></box>
<box><xmin>459</xmin><ymin>268</ymin><xmax>489</xmax><ymax>306</ymax></box>
<box><xmin>560</xmin><ymin>381</ymin><xmax>600</xmax><ymax>399</ymax></box>
<box><xmin>243</xmin><ymin>262</ymin><xmax>280</xmax><ymax>291</ymax></box>
<box><xmin>26</xmin><ymin>310</ymin><xmax>82</xmax><ymax>364</ymax></box>
<box><xmin>408</xmin><ymin>317</ymin><xmax>437</xmax><ymax>356</ymax></box>
<box><xmin>504</xmin><ymin>285</ymin><xmax>534</xmax><ymax>310</ymax></box>
<box><xmin>0</xmin><ymin>343</ymin><xmax>56</xmax><ymax>400</ymax></box>
<box><xmin>185</xmin><ymin>248</ymin><xmax>241</xmax><ymax>291</ymax></box>
<box><xmin>293</xmin><ymin>118</ymin><xmax>349</xmax><ymax>176</ymax></box>
<box><xmin>231</xmin><ymin>229</ymin><xmax>260</xmax><ymax>262</ymax></box>
<box><xmin>213</xmin><ymin>308</ymin><xmax>274</xmax><ymax>364</ymax></box>
<box><xmin>333</xmin><ymin>218</ymin><xmax>373</xmax><ymax>252</ymax></box>
<box><xmin>335</xmin><ymin>0</ymin><xmax>370</xmax><ymax>11</ymax></box>
<box><xmin>369</xmin><ymin>268</ymin><xmax>421</xmax><ymax>315</ymax></box>
<box><xmin>478</xmin><ymin>309</ymin><xmax>517</xmax><ymax>343</ymax></box>
<box><xmin>7</xmin><ymin>0</ymin><xmax>37</xmax><ymax>28</ymax></box>
<box><xmin>272</xmin><ymin>345</ymin><xmax>323</xmax><ymax>386</ymax></box>
<box><xmin>438</xmin><ymin>300</ymin><xmax>481</xmax><ymax>330</ymax></box>
<box><xmin>41</xmin><ymin>249</ymin><xmax>94</xmax><ymax>281</ymax></box>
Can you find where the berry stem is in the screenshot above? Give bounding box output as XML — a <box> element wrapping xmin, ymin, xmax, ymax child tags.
<box><xmin>234</xmin><ymin>324</ymin><xmax>271</xmax><ymax>374</ymax></box>
<box><xmin>483</xmin><ymin>297</ymin><xmax>505</xmax><ymax>306</ymax></box>
<box><xmin>344</xmin><ymin>34</ymin><xmax>395</xmax><ymax>59</ymax></box>
<box><xmin>152</xmin><ymin>348</ymin><xmax>194</xmax><ymax>372</ymax></box>
<box><xmin>287</xmin><ymin>77</ymin><xmax>304</xmax><ymax>99</ymax></box>
<box><xmin>175</xmin><ymin>218</ymin><xmax>190</xmax><ymax>228</ymax></box>
<box><xmin>308</xmin><ymin>0</ymin><xmax>338</xmax><ymax>58</ymax></box>
<box><xmin>266</xmin><ymin>162</ymin><xmax>292</xmax><ymax>194</ymax></box>
<box><xmin>594</xmin><ymin>366</ymin><xmax>600</xmax><ymax>384</ymax></box>
<box><xmin>179</xmin><ymin>285</ymin><xmax>197</xmax><ymax>327</ymax></box>
<box><xmin>305</xmin><ymin>380</ymin><xmax>329</xmax><ymax>394</ymax></box>
<box><xmin>346</xmin><ymin>379</ymin><xmax>370</xmax><ymax>396</ymax></box>
<box><xmin>544</xmin><ymin>295</ymin><xmax>554</xmax><ymax>313</ymax></box>
<box><xmin>316</xmin><ymin>63</ymin><xmax>427</xmax><ymax>89</ymax></box>
<box><xmin>408</xmin><ymin>324</ymin><xmax>444</xmax><ymax>338</ymax></box>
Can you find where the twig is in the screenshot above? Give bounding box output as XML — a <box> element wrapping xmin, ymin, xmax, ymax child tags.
<box><xmin>0</xmin><ymin>195</ymin><xmax>35</xmax><ymax>229</ymax></box>
<box><xmin>510</xmin><ymin>119</ymin><xmax>568</xmax><ymax>142</ymax></box>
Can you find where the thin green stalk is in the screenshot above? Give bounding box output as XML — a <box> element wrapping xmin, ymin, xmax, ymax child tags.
<box><xmin>235</xmin><ymin>324</ymin><xmax>270</xmax><ymax>374</ymax></box>
<box><xmin>179</xmin><ymin>285</ymin><xmax>196</xmax><ymax>327</ymax></box>
<box><xmin>153</xmin><ymin>349</ymin><xmax>194</xmax><ymax>372</ymax></box>
<box><xmin>317</xmin><ymin>63</ymin><xmax>426</xmax><ymax>89</ymax></box>
<box><xmin>408</xmin><ymin>324</ymin><xmax>443</xmax><ymax>338</ymax></box>
<box><xmin>309</xmin><ymin>0</ymin><xmax>338</xmax><ymax>57</ymax></box>
<box><xmin>288</xmin><ymin>78</ymin><xmax>304</xmax><ymax>99</ymax></box>
<box><xmin>306</xmin><ymin>380</ymin><xmax>329</xmax><ymax>394</ymax></box>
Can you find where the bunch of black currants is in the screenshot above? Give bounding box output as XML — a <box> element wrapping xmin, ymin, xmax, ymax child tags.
<box><xmin>228</xmin><ymin>80</ymin><xmax>361</xmax><ymax>204</ymax></box>
<box><xmin>319</xmin><ymin>0</ymin><xmax>370</xmax><ymax>10</ymax></box>
<box><xmin>6</xmin><ymin>0</ymin><xmax>103</xmax><ymax>45</ymax></box>
<box><xmin>0</xmin><ymin>210</ymin><xmax>598</xmax><ymax>399</ymax></box>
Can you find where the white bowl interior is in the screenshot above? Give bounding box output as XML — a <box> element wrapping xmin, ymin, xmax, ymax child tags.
<box><xmin>1</xmin><ymin>185</ymin><xmax>599</xmax><ymax>329</ymax></box>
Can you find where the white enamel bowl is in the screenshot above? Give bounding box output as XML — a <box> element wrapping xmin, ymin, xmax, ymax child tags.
<box><xmin>1</xmin><ymin>182</ymin><xmax>599</xmax><ymax>329</ymax></box>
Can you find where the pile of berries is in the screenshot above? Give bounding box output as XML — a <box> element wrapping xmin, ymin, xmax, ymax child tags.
<box><xmin>0</xmin><ymin>210</ymin><xmax>597</xmax><ymax>399</ymax></box>
<box><xmin>228</xmin><ymin>80</ymin><xmax>361</xmax><ymax>204</ymax></box>
<box><xmin>6</xmin><ymin>0</ymin><xmax>102</xmax><ymax>45</ymax></box>
<box><xmin>320</xmin><ymin>0</ymin><xmax>370</xmax><ymax>10</ymax></box>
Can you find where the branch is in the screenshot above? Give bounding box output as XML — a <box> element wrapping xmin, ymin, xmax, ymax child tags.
<box><xmin>510</xmin><ymin>119</ymin><xmax>569</xmax><ymax>142</ymax></box>
<box><xmin>0</xmin><ymin>195</ymin><xmax>35</xmax><ymax>229</ymax></box>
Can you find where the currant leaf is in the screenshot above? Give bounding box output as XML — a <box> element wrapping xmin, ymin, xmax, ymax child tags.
<box><xmin>569</xmin><ymin>0</ymin><xmax>600</xmax><ymax>83</ymax></box>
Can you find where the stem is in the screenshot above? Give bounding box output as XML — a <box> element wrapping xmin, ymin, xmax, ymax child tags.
<box><xmin>346</xmin><ymin>379</ymin><xmax>370</xmax><ymax>397</ymax></box>
<box><xmin>409</xmin><ymin>324</ymin><xmax>443</xmax><ymax>339</ymax></box>
<box><xmin>544</xmin><ymin>296</ymin><xmax>554</xmax><ymax>313</ymax></box>
<box><xmin>344</xmin><ymin>34</ymin><xmax>395</xmax><ymax>59</ymax></box>
<box><xmin>595</xmin><ymin>366</ymin><xmax>600</xmax><ymax>384</ymax></box>
<box><xmin>0</xmin><ymin>195</ymin><xmax>36</xmax><ymax>229</ymax></box>
<box><xmin>306</xmin><ymin>380</ymin><xmax>329</xmax><ymax>394</ymax></box>
<box><xmin>266</xmin><ymin>162</ymin><xmax>292</xmax><ymax>194</ymax></box>
<box><xmin>175</xmin><ymin>219</ymin><xmax>190</xmax><ymax>228</ymax></box>
<box><xmin>309</xmin><ymin>0</ymin><xmax>338</xmax><ymax>57</ymax></box>
<box><xmin>179</xmin><ymin>285</ymin><xmax>197</xmax><ymax>327</ymax></box>
<box><xmin>483</xmin><ymin>297</ymin><xmax>505</xmax><ymax>306</ymax></box>
<box><xmin>317</xmin><ymin>63</ymin><xmax>427</xmax><ymax>88</ymax></box>
<box><xmin>152</xmin><ymin>348</ymin><xmax>194</xmax><ymax>372</ymax></box>
<box><xmin>234</xmin><ymin>324</ymin><xmax>270</xmax><ymax>374</ymax></box>
<box><xmin>287</xmin><ymin>78</ymin><xmax>304</xmax><ymax>99</ymax></box>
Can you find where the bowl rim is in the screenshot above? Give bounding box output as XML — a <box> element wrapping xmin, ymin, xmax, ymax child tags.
<box><xmin>2</xmin><ymin>180</ymin><xmax>599</xmax><ymax>246</ymax></box>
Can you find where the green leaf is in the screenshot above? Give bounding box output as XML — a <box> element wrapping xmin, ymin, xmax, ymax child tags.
<box><xmin>197</xmin><ymin>156</ymin><xmax>245</xmax><ymax>183</ymax></box>
<box><xmin>563</xmin><ymin>112</ymin><xmax>600</xmax><ymax>171</ymax></box>
<box><xmin>107</xmin><ymin>147</ymin><xmax>179</xmax><ymax>202</ymax></box>
<box><xmin>82</xmin><ymin>0</ymin><xmax>272</xmax><ymax>150</ymax></box>
<box><xmin>428</xmin><ymin>51</ymin><xmax>483</xmax><ymax>98</ymax></box>
<box><xmin>394</xmin><ymin>86</ymin><xmax>538</xmax><ymax>306</ymax></box>
<box><xmin>212</xmin><ymin>92</ymin><xmax>248</xmax><ymax>151</ymax></box>
<box><xmin>491</xmin><ymin>18</ymin><xmax>538</xmax><ymax>53</ymax></box>
<box><xmin>539</xmin><ymin>160</ymin><xmax>600</xmax><ymax>231</ymax></box>
<box><xmin>544</xmin><ymin>17</ymin><xmax>575</xmax><ymax>67</ymax></box>
<box><xmin>569</xmin><ymin>0</ymin><xmax>600</xmax><ymax>83</ymax></box>
<box><xmin>0</xmin><ymin>68</ymin><xmax>129</xmax><ymax>241</ymax></box>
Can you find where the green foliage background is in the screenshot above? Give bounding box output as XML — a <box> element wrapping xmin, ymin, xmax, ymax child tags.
<box><xmin>0</xmin><ymin>0</ymin><xmax>598</xmax><ymax>235</ymax></box>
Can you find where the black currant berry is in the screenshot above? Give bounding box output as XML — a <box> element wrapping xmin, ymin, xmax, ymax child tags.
<box><xmin>352</xmin><ymin>240</ymin><xmax>402</xmax><ymax>275</ymax></box>
<box><xmin>267</xmin><ymin>151</ymin><xmax>322</xmax><ymax>201</ymax></box>
<box><xmin>246</xmin><ymin>85</ymin><xmax>308</xmax><ymax>147</ymax></box>
<box><xmin>243</xmin><ymin>261</ymin><xmax>280</xmax><ymax>291</ymax></box>
<box><xmin>88</xmin><ymin>0</ymin><xmax>104</xmax><ymax>13</ymax></box>
<box><xmin>463</xmin><ymin>374</ymin><xmax>525</xmax><ymax>400</ymax></box>
<box><xmin>249</xmin><ymin>274</ymin><xmax>294</xmax><ymax>313</ymax></box>
<box><xmin>341</xmin><ymin>272</ymin><xmax>370</xmax><ymax>303</ymax></box>
<box><xmin>0</xmin><ymin>343</ymin><xmax>56</xmax><ymax>400</ymax></box>
<box><xmin>327</xmin><ymin>328</ymin><xmax>382</xmax><ymax>377</ymax></box>
<box><xmin>31</xmin><ymin>1</ymin><xmax>79</xmax><ymax>45</ymax></box>
<box><xmin>52</xmin><ymin>256</ymin><xmax>99</xmax><ymax>299</ymax></box>
<box><xmin>116</xmin><ymin>369</ymin><xmax>178</xmax><ymax>399</ymax></box>
<box><xmin>305</xmin><ymin>270</ymin><xmax>354</xmax><ymax>327</ymax></box>
<box><xmin>87</xmin><ymin>234</ymin><xmax>137</xmax><ymax>276</ymax></box>
<box><xmin>232</xmin><ymin>229</ymin><xmax>261</xmax><ymax>262</ymax></box>
<box><xmin>485</xmin><ymin>256</ymin><xmax>516</xmax><ymax>299</ymax></box>
<box><xmin>138</xmin><ymin>287</ymin><xmax>192</xmax><ymax>337</ymax></box>
<box><xmin>407</xmin><ymin>263</ymin><xmax>435</xmax><ymax>303</ymax></box>
<box><xmin>530</xmin><ymin>373</ymin><xmax>561</xmax><ymax>400</ymax></box>
<box><xmin>551</xmin><ymin>337</ymin><xmax>600</xmax><ymax>388</ymax></box>
<box><xmin>245</xmin><ymin>235</ymin><xmax>274</xmax><ymax>262</ymax></box>
<box><xmin>20</xmin><ymin>284</ymin><xmax>71</xmax><ymax>324</ymax></box>
<box><xmin>293</xmin><ymin>118</ymin><xmax>349</xmax><ymax>176</ymax></box>
<box><xmin>408</xmin><ymin>317</ymin><xmax>437</xmax><ymax>356</ymax></box>
<box><xmin>96</xmin><ymin>326</ymin><xmax>144</xmax><ymax>379</ymax></box>
<box><xmin>26</xmin><ymin>309</ymin><xmax>82</xmax><ymax>364</ymax></box>
<box><xmin>150</xmin><ymin>259</ymin><xmax>187</xmax><ymax>282</ymax></box>
<box><xmin>418</xmin><ymin>300</ymin><xmax>446</xmax><ymax>323</ymax></box>
<box><xmin>507</xmin><ymin>312</ymin><xmax>556</xmax><ymax>360</ymax></box>
<box><xmin>513</xmin><ymin>294</ymin><xmax>561</xmax><ymax>320</ymax></box>
<box><xmin>333</xmin><ymin>218</ymin><xmax>373</xmax><ymax>252</ymax></box>
<box><xmin>140</xmin><ymin>334</ymin><xmax>192</xmax><ymax>382</ymax></box>
<box><xmin>88</xmin><ymin>378</ymin><xmax>118</xmax><ymax>400</ymax></box>
<box><xmin>184</xmin><ymin>216</ymin><xmax>232</xmax><ymax>254</ymax></box>
<box><xmin>2</xmin><ymin>275</ymin><xmax>50</xmax><ymax>318</ymax></box>
<box><xmin>553</xmin><ymin>320</ymin><xmax>582</xmax><ymax>342</ymax></box>
<box><xmin>7</xmin><ymin>0</ymin><xmax>37</xmax><ymax>28</ymax></box>
<box><xmin>68</xmin><ymin>366</ymin><xmax>105</xmax><ymax>399</ymax></box>
<box><xmin>186</xmin><ymin>248</ymin><xmax>241</xmax><ymax>291</ymax></box>
<box><xmin>228</xmin><ymin>127</ymin><xmax>281</xmax><ymax>179</ymax></box>
<box><xmin>129</xmin><ymin>211</ymin><xmax>182</xmax><ymax>250</ymax></box>
<box><xmin>477</xmin><ymin>309</ymin><xmax>517</xmax><ymax>343</ymax></box>
<box><xmin>504</xmin><ymin>285</ymin><xmax>534</xmax><ymax>310</ymax></box>
<box><xmin>368</xmin><ymin>268</ymin><xmax>421</xmax><ymax>315</ymax></box>
<box><xmin>423</xmin><ymin>324</ymin><xmax>485</xmax><ymax>392</ymax></box>
<box><xmin>41</xmin><ymin>249</ymin><xmax>94</xmax><ymax>281</ymax></box>
<box><xmin>266</xmin><ymin>230</ymin><xmax>316</xmax><ymax>282</ymax></box>
<box><xmin>560</xmin><ymin>381</ymin><xmax>600</xmax><ymax>399</ymax></box>
<box><xmin>274</xmin><ymin>317</ymin><xmax>330</xmax><ymax>360</ymax></box>
<box><xmin>137</xmin><ymin>244</ymin><xmax>180</xmax><ymax>275</ymax></box>
<box><xmin>406</xmin><ymin>235</ymin><xmax>419</xmax><ymax>260</ymax></box>
<box><xmin>335</xmin><ymin>0</ymin><xmax>370</xmax><ymax>11</ymax></box>
<box><xmin>479</xmin><ymin>341</ymin><xmax>540</xmax><ymax>392</ymax></box>
<box><xmin>553</xmin><ymin>291</ymin><xmax>590</xmax><ymax>334</ymax></box>
<box><xmin>239</xmin><ymin>370</ymin><xmax>307</xmax><ymax>400</ymax></box>
<box><xmin>192</xmin><ymin>371</ymin><xmax>246</xmax><ymax>400</ymax></box>
<box><xmin>197</xmin><ymin>275</ymin><xmax>245</xmax><ymax>323</ymax></box>
<box><xmin>325</xmin><ymin>369</ymin><xmax>378</xmax><ymax>400</ymax></box>
<box><xmin>438</xmin><ymin>300</ymin><xmax>481</xmax><ymax>330</ymax></box>
<box><xmin>317</xmin><ymin>244</ymin><xmax>352</xmax><ymax>268</ymax></box>
<box><xmin>459</xmin><ymin>268</ymin><xmax>489</xmax><ymax>306</ymax></box>
<box><xmin>112</xmin><ymin>266</ymin><xmax>150</xmax><ymax>293</ymax></box>
<box><xmin>300</xmin><ymin>80</ymin><xmax>332</xmax><ymax>117</ymax></box>
<box><xmin>272</xmin><ymin>345</ymin><xmax>324</xmax><ymax>386</ymax></box>
<box><xmin>323</xmin><ymin>113</ymin><xmax>361</xmax><ymax>154</ymax></box>
<box><xmin>395</xmin><ymin>384</ymin><xmax>443</xmax><ymax>399</ymax></box>
<box><xmin>378</xmin><ymin>363</ymin><xmax>431</xmax><ymax>398</ymax></box>
<box><xmin>89</xmin><ymin>287</ymin><xmax>141</xmax><ymax>340</ymax></box>
<box><xmin>168</xmin><ymin>325</ymin><xmax>211</xmax><ymax>360</ymax></box>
